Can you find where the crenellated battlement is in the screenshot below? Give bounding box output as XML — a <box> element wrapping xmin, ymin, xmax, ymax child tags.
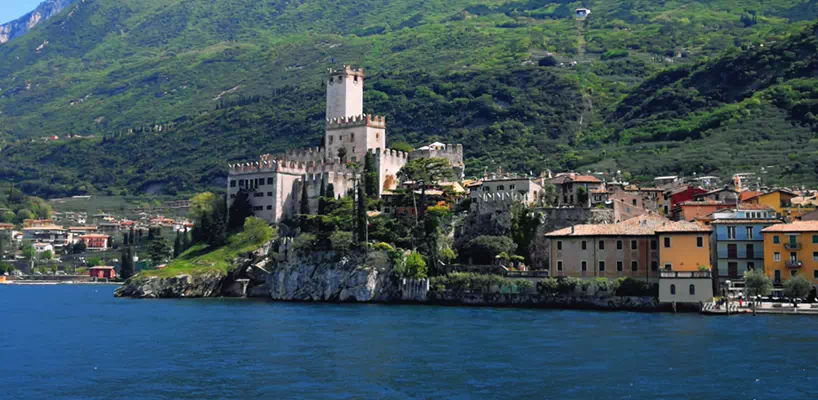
<box><xmin>325</xmin><ymin>114</ymin><xmax>386</xmax><ymax>130</ymax></box>
<box><xmin>285</xmin><ymin>146</ymin><xmax>325</xmax><ymax>162</ymax></box>
<box><xmin>228</xmin><ymin>153</ymin><xmax>361</xmax><ymax>176</ymax></box>
<box><xmin>328</xmin><ymin>65</ymin><xmax>365</xmax><ymax>79</ymax></box>
<box><xmin>369</xmin><ymin>147</ymin><xmax>409</xmax><ymax>161</ymax></box>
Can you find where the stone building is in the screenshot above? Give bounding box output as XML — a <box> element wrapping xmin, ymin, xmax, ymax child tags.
<box><xmin>551</xmin><ymin>173</ymin><xmax>602</xmax><ymax>207</ymax></box>
<box><xmin>469</xmin><ymin>176</ymin><xmax>543</xmax><ymax>215</ymax></box>
<box><xmin>227</xmin><ymin>66</ymin><xmax>463</xmax><ymax>223</ymax></box>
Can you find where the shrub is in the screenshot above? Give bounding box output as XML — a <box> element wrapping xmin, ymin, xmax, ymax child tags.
<box><xmin>405</xmin><ymin>251</ymin><xmax>428</xmax><ymax>279</ymax></box>
<box><xmin>229</xmin><ymin>216</ymin><xmax>274</xmax><ymax>246</ymax></box>
<box><xmin>293</xmin><ymin>233</ymin><xmax>317</xmax><ymax>251</ymax></box>
<box><xmin>374</xmin><ymin>242</ymin><xmax>394</xmax><ymax>252</ymax></box>
<box><xmin>329</xmin><ymin>231</ymin><xmax>354</xmax><ymax>253</ymax></box>
<box><xmin>463</xmin><ymin>235</ymin><xmax>517</xmax><ymax>264</ymax></box>
<box><xmin>538</xmin><ymin>55</ymin><xmax>558</xmax><ymax>67</ymax></box>
<box><xmin>601</xmin><ymin>49</ymin><xmax>629</xmax><ymax>60</ymax></box>
<box><xmin>615</xmin><ymin>278</ymin><xmax>658</xmax><ymax>297</ymax></box>
<box><xmin>784</xmin><ymin>274</ymin><xmax>812</xmax><ymax>299</ymax></box>
<box><xmin>538</xmin><ymin>277</ymin><xmax>558</xmax><ymax>294</ymax></box>
<box><xmin>439</xmin><ymin>247</ymin><xmax>456</xmax><ymax>263</ymax></box>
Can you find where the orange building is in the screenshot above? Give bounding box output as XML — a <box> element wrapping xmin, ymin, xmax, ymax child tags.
<box><xmin>761</xmin><ymin>221</ymin><xmax>818</xmax><ymax>285</ymax></box>
<box><xmin>80</xmin><ymin>234</ymin><xmax>110</xmax><ymax>251</ymax></box>
<box><xmin>89</xmin><ymin>266</ymin><xmax>116</xmax><ymax>280</ymax></box>
<box><xmin>656</xmin><ymin>221</ymin><xmax>712</xmax><ymax>272</ymax></box>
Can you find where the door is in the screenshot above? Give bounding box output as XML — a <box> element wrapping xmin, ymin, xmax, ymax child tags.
<box><xmin>728</xmin><ymin>262</ymin><xmax>738</xmax><ymax>277</ymax></box>
<box><xmin>789</xmin><ymin>235</ymin><xmax>798</xmax><ymax>247</ymax></box>
<box><xmin>775</xmin><ymin>270</ymin><xmax>782</xmax><ymax>283</ymax></box>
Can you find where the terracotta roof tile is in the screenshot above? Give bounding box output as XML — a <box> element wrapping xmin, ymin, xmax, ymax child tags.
<box><xmin>711</xmin><ymin>219</ymin><xmax>782</xmax><ymax>224</ymax></box>
<box><xmin>545</xmin><ymin>214</ymin><xmax>669</xmax><ymax>237</ymax></box>
<box><xmin>761</xmin><ymin>221</ymin><xmax>818</xmax><ymax>233</ymax></box>
<box><xmin>654</xmin><ymin>220</ymin><xmax>712</xmax><ymax>233</ymax></box>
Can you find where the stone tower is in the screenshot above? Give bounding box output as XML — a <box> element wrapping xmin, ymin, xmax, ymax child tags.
<box><xmin>326</xmin><ymin>65</ymin><xmax>364</xmax><ymax>119</ymax></box>
<box><xmin>324</xmin><ymin>66</ymin><xmax>386</xmax><ymax>162</ymax></box>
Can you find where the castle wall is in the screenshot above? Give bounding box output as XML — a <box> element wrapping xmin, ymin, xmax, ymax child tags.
<box><xmin>371</xmin><ymin>148</ymin><xmax>409</xmax><ymax>195</ymax></box>
<box><xmin>325</xmin><ymin>125</ymin><xmax>368</xmax><ymax>162</ymax></box>
<box><xmin>284</xmin><ymin>147</ymin><xmax>325</xmax><ymax>163</ymax></box>
<box><xmin>410</xmin><ymin>144</ymin><xmax>465</xmax><ymax>180</ymax></box>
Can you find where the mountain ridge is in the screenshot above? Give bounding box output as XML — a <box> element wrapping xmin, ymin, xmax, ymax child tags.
<box><xmin>0</xmin><ymin>0</ymin><xmax>76</xmax><ymax>44</ymax></box>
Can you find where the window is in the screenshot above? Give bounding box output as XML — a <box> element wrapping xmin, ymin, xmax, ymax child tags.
<box><xmin>727</xmin><ymin>244</ymin><xmax>738</xmax><ymax>258</ymax></box>
<box><xmin>697</xmin><ymin>237</ymin><xmax>704</xmax><ymax>248</ymax></box>
<box><xmin>813</xmin><ymin>252</ymin><xmax>818</xmax><ymax>261</ymax></box>
<box><xmin>599</xmin><ymin>240</ymin><xmax>605</xmax><ymax>250</ymax></box>
<box><xmin>774</xmin><ymin>252</ymin><xmax>781</xmax><ymax>262</ymax></box>
<box><xmin>557</xmin><ymin>261</ymin><xmax>563</xmax><ymax>271</ymax></box>
<box><xmin>774</xmin><ymin>270</ymin><xmax>781</xmax><ymax>283</ymax></box>
<box><xmin>746</xmin><ymin>244</ymin><xmax>754</xmax><ymax>259</ymax></box>
<box><xmin>253</xmin><ymin>206</ymin><xmax>263</xmax><ymax>211</ymax></box>
<box><xmin>664</xmin><ymin>263</ymin><xmax>672</xmax><ymax>271</ymax></box>
<box><xmin>599</xmin><ymin>261</ymin><xmax>606</xmax><ymax>272</ymax></box>
<box><xmin>351</xmin><ymin>133</ymin><xmax>355</xmax><ymax>141</ymax></box>
<box><xmin>791</xmin><ymin>270</ymin><xmax>797</xmax><ymax>277</ymax></box>
<box><xmin>813</xmin><ymin>235</ymin><xmax>818</xmax><ymax>244</ymax></box>
<box><xmin>329</xmin><ymin>136</ymin><xmax>334</xmax><ymax>144</ymax></box>
<box><xmin>239</xmin><ymin>179</ymin><xmax>246</xmax><ymax>187</ymax></box>
<box><xmin>689</xmin><ymin>285</ymin><xmax>695</xmax><ymax>295</ymax></box>
<box><xmin>651</xmin><ymin>261</ymin><xmax>658</xmax><ymax>271</ymax></box>
<box><xmin>267</xmin><ymin>192</ymin><xmax>273</xmax><ymax>197</ymax></box>
<box><xmin>557</xmin><ymin>241</ymin><xmax>562</xmax><ymax>251</ymax></box>
<box><xmin>727</xmin><ymin>226</ymin><xmax>736</xmax><ymax>239</ymax></box>
<box><xmin>632</xmin><ymin>199</ymin><xmax>637</xmax><ymax>206</ymax></box>
<box><xmin>498</xmin><ymin>185</ymin><xmax>505</xmax><ymax>191</ymax></box>
<box><xmin>376</xmin><ymin>133</ymin><xmax>379</xmax><ymax>139</ymax></box>
<box><xmin>266</xmin><ymin>205</ymin><xmax>272</xmax><ymax>210</ymax></box>
<box><xmin>747</xmin><ymin>262</ymin><xmax>754</xmax><ymax>271</ymax></box>
<box><xmin>581</xmin><ymin>261</ymin><xmax>587</xmax><ymax>272</ymax></box>
<box><xmin>651</xmin><ymin>240</ymin><xmax>658</xmax><ymax>250</ymax></box>
<box><xmin>670</xmin><ymin>284</ymin><xmax>676</xmax><ymax>295</ymax></box>
<box><xmin>510</xmin><ymin>184</ymin><xmax>516</xmax><ymax>190</ymax></box>
<box><xmin>230</xmin><ymin>194</ymin><xmax>235</xmax><ymax>199</ymax></box>
<box><xmin>267</xmin><ymin>178</ymin><xmax>274</xmax><ymax>185</ymax></box>
<box><xmin>617</xmin><ymin>240</ymin><xmax>623</xmax><ymax>250</ymax></box>
<box><xmin>664</xmin><ymin>237</ymin><xmax>671</xmax><ymax>248</ymax></box>
<box><xmin>230</xmin><ymin>180</ymin><xmax>236</xmax><ymax>188</ymax></box>
<box><xmin>631</xmin><ymin>240</ymin><xmax>638</xmax><ymax>250</ymax></box>
<box><xmin>631</xmin><ymin>261</ymin><xmax>638</xmax><ymax>272</ymax></box>
<box><xmin>814</xmin><ymin>270</ymin><xmax>818</xmax><ymax>279</ymax></box>
<box><xmin>773</xmin><ymin>236</ymin><xmax>780</xmax><ymax>244</ymax></box>
<box><xmin>617</xmin><ymin>261</ymin><xmax>624</xmax><ymax>272</ymax></box>
<box><xmin>746</xmin><ymin>227</ymin><xmax>753</xmax><ymax>240</ymax></box>
<box><xmin>254</xmin><ymin>192</ymin><xmax>263</xmax><ymax>197</ymax></box>
<box><xmin>581</xmin><ymin>241</ymin><xmax>587</xmax><ymax>250</ymax></box>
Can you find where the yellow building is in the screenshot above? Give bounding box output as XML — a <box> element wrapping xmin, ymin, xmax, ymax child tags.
<box><xmin>745</xmin><ymin>189</ymin><xmax>814</xmax><ymax>218</ymax></box>
<box><xmin>656</xmin><ymin>221</ymin><xmax>712</xmax><ymax>272</ymax></box>
<box><xmin>761</xmin><ymin>221</ymin><xmax>818</xmax><ymax>285</ymax></box>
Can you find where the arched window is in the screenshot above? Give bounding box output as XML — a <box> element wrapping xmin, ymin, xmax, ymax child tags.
<box><xmin>670</xmin><ymin>284</ymin><xmax>676</xmax><ymax>295</ymax></box>
<box><xmin>689</xmin><ymin>285</ymin><xmax>695</xmax><ymax>295</ymax></box>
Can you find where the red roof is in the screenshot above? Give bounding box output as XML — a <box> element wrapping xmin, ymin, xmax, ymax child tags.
<box><xmin>552</xmin><ymin>174</ymin><xmax>602</xmax><ymax>185</ymax></box>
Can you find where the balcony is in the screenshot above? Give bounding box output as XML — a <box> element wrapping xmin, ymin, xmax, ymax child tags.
<box><xmin>786</xmin><ymin>260</ymin><xmax>803</xmax><ymax>269</ymax></box>
<box><xmin>660</xmin><ymin>271</ymin><xmax>712</xmax><ymax>278</ymax></box>
<box><xmin>784</xmin><ymin>243</ymin><xmax>801</xmax><ymax>250</ymax></box>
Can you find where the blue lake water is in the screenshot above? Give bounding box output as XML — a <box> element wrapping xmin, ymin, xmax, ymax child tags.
<box><xmin>1</xmin><ymin>285</ymin><xmax>817</xmax><ymax>399</ymax></box>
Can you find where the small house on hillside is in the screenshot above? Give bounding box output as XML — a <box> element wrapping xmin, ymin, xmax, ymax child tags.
<box><xmin>575</xmin><ymin>8</ymin><xmax>591</xmax><ymax>18</ymax></box>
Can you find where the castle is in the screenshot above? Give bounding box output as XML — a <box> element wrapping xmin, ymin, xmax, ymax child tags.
<box><xmin>227</xmin><ymin>66</ymin><xmax>464</xmax><ymax>223</ymax></box>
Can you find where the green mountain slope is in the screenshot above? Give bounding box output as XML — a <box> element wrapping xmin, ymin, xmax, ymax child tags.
<box><xmin>2</xmin><ymin>0</ymin><xmax>818</xmax><ymax>196</ymax></box>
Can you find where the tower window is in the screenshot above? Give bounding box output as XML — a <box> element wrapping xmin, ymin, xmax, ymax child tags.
<box><xmin>351</xmin><ymin>133</ymin><xmax>355</xmax><ymax>141</ymax></box>
<box><xmin>329</xmin><ymin>136</ymin><xmax>334</xmax><ymax>144</ymax></box>
<box><xmin>376</xmin><ymin>133</ymin><xmax>380</xmax><ymax>139</ymax></box>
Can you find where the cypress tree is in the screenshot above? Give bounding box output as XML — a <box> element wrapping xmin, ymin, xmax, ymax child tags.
<box><xmin>182</xmin><ymin>227</ymin><xmax>190</xmax><ymax>251</ymax></box>
<box><xmin>227</xmin><ymin>189</ymin><xmax>254</xmax><ymax>232</ymax></box>
<box><xmin>318</xmin><ymin>175</ymin><xmax>327</xmax><ymax>215</ymax></box>
<box><xmin>364</xmin><ymin>152</ymin><xmax>378</xmax><ymax>197</ymax></box>
<box><xmin>357</xmin><ymin>185</ymin><xmax>367</xmax><ymax>243</ymax></box>
<box><xmin>326</xmin><ymin>183</ymin><xmax>335</xmax><ymax>200</ymax></box>
<box><xmin>173</xmin><ymin>231</ymin><xmax>182</xmax><ymax>258</ymax></box>
<box><xmin>147</xmin><ymin>228</ymin><xmax>154</xmax><ymax>241</ymax></box>
<box><xmin>120</xmin><ymin>246</ymin><xmax>134</xmax><ymax>280</ymax></box>
<box><xmin>299</xmin><ymin>178</ymin><xmax>310</xmax><ymax>214</ymax></box>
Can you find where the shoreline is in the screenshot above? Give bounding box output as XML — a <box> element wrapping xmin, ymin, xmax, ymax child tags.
<box><xmin>1</xmin><ymin>281</ymin><xmax>122</xmax><ymax>286</ymax></box>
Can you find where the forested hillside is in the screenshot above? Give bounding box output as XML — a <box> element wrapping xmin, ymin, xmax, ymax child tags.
<box><xmin>1</xmin><ymin>0</ymin><xmax>818</xmax><ymax>196</ymax></box>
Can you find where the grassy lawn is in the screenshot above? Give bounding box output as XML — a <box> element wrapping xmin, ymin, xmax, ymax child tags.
<box><xmin>139</xmin><ymin>239</ymin><xmax>265</xmax><ymax>278</ymax></box>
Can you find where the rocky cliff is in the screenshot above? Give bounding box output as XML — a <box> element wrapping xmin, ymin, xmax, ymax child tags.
<box><xmin>0</xmin><ymin>0</ymin><xmax>76</xmax><ymax>44</ymax></box>
<box><xmin>115</xmin><ymin>240</ymin><xmax>429</xmax><ymax>302</ymax></box>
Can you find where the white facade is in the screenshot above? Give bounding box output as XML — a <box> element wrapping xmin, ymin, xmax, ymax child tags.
<box><xmin>326</xmin><ymin>66</ymin><xmax>364</xmax><ymax>120</ymax></box>
<box><xmin>659</xmin><ymin>272</ymin><xmax>714</xmax><ymax>304</ymax></box>
<box><xmin>470</xmin><ymin>178</ymin><xmax>543</xmax><ymax>214</ymax></box>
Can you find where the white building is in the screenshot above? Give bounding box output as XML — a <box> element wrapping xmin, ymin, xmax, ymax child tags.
<box><xmin>469</xmin><ymin>177</ymin><xmax>543</xmax><ymax>214</ymax></box>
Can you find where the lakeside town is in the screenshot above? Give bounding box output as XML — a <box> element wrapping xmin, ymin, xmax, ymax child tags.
<box><xmin>4</xmin><ymin>66</ymin><xmax>818</xmax><ymax>316</ymax></box>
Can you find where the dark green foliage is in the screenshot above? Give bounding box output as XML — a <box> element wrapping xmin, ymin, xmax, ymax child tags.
<box><xmin>192</xmin><ymin>199</ymin><xmax>227</xmax><ymax>247</ymax></box>
<box><xmin>120</xmin><ymin>246</ymin><xmax>134</xmax><ymax>280</ymax></box>
<box><xmin>538</xmin><ymin>55</ymin><xmax>558</xmax><ymax>67</ymax></box>
<box><xmin>462</xmin><ymin>235</ymin><xmax>517</xmax><ymax>264</ymax></box>
<box><xmin>357</xmin><ymin>186</ymin><xmax>367</xmax><ymax>243</ymax></box>
<box><xmin>326</xmin><ymin>184</ymin><xmax>336</xmax><ymax>201</ymax></box>
<box><xmin>299</xmin><ymin>180</ymin><xmax>309</xmax><ymax>215</ymax></box>
<box><xmin>149</xmin><ymin>238</ymin><xmax>170</xmax><ymax>265</ymax></box>
<box><xmin>614</xmin><ymin>278</ymin><xmax>659</xmax><ymax>297</ymax></box>
<box><xmin>364</xmin><ymin>152</ymin><xmax>378</xmax><ymax>197</ymax></box>
<box><xmin>510</xmin><ymin>205</ymin><xmax>541</xmax><ymax>262</ymax></box>
<box><xmin>71</xmin><ymin>241</ymin><xmax>87</xmax><ymax>254</ymax></box>
<box><xmin>227</xmin><ymin>189</ymin><xmax>254</xmax><ymax>232</ymax></box>
<box><xmin>173</xmin><ymin>231</ymin><xmax>182</xmax><ymax>258</ymax></box>
<box><xmin>182</xmin><ymin>228</ymin><xmax>190</xmax><ymax>251</ymax></box>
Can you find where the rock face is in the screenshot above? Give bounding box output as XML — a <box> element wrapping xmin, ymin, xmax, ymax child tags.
<box><xmin>0</xmin><ymin>0</ymin><xmax>77</xmax><ymax>44</ymax></box>
<box><xmin>115</xmin><ymin>240</ymin><xmax>429</xmax><ymax>302</ymax></box>
<box><xmin>267</xmin><ymin>251</ymin><xmax>427</xmax><ymax>302</ymax></box>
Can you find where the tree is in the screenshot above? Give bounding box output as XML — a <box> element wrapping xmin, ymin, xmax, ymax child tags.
<box><xmin>192</xmin><ymin>195</ymin><xmax>227</xmax><ymax>247</ymax></box>
<box><xmin>744</xmin><ymin>269</ymin><xmax>772</xmax><ymax>298</ymax></box>
<box><xmin>15</xmin><ymin>209</ymin><xmax>34</xmax><ymax>224</ymax></box>
<box><xmin>405</xmin><ymin>251</ymin><xmax>428</xmax><ymax>279</ymax></box>
<box><xmin>318</xmin><ymin>175</ymin><xmax>327</xmax><ymax>214</ymax></box>
<box><xmin>357</xmin><ymin>185</ymin><xmax>367</xmax><ymax>243</ymax></box>
<box><xmin>364</xmin><ymin>151</ymin><xmax>378</xmax><ymax>197</ymax></box>
<box><xmin>120</xmin><ymin>246</ymin><xmax>135</xmax><ymax>280</ymax></box>
<box><xmin>72</xmin><ymin>241</ymin><xmax>87</xmax><ymax>254</ymax></box>
<box><xmin>41</xmin><ymin>250</ymin><xmax>53</xmax><ymax>260</ymax></box>
<box><xmin>129</xmin><ymin>227</ymin><xmax>136</xmax><ymax>245</ymax></box>
<box><xmin>784</xmin><ymin>274</ymin><xmax>812</xmax><ymax>300</ymax></box>
<box><xmin>326</xmin><ymin>183</ymin><xmax>336</xmax><ymax>200</ymax></box>
<box><xmin>228</xmin><ymin>189</ymin><xmax>254</xmax><ymax>232</ymax></box>
<box><xmin>390</xmin><ymin>142</ymin><xmax>414</xmax><ymax>153</ymax></box>
<box><xmin>149</xmin><ymin>238</ymin><xmax>170</xmax><ymax>265</ymax></box>
<box><xmin>538</xmin><ymin>183</ymin><xmax>558</xmax><ymax>207</ymax></box>
<box><xmin>22</xmin><ymin>244</ymin><xmax>36</xmax><ymax>261</ymax></box>
<box><xmin>337</xmin><ymin>147</ymin><xmax>347</xmax><ymax>161</ymax></box>
<box><xmin>182</xmin><ymin>228</ymin><xmax>191</xmax><ymax>251</ymax></box>
<box><xmin>173</xmin><ymin>231</ymin><xmax>182</xmax><ymax>258</ymax></box>
<box><xmin>1</xmin><ymin>211</ymin><xmax>14</xmax><ymax>223</ymax></box>
<box><xmin>463</xmin><ymin>235</ymin><xmax>517</xmax><ymax>264</ymax></box>
<box><xmin>147</xmin><ymin>228</ymin><xmax>155</xmax><ymax>241</ymax></box>
<box><xmin>299</xmin><ymin>179</ymin><xmax>310</xmax><ymax>215</ymax></box>
<box><xmin>397</xmin><ymin>158</ymin><xmax>452</xmax><ymax>219</ymax></box>
<box><xmin>511</xmin><ymin>205</ymin><xmax>542</xmax><ymax>262</ymax></box>
<box><xmin>538</xmin><ymin>55</ymin><xmax>558</xmax><ymax>67</ymax></box>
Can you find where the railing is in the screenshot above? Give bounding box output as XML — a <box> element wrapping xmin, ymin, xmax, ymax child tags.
<box><xmin>786</xmin><ymin>260</ymin><xmax>803</xmax><ymax>269</ymax></box>
<box><xmin>660</xmin><ymin>271</ymin><xmax>712</xmax><ymax>278</ymax></box>
<box><xmin>784</xmin><ymin>243</ymin><xmax>801</xmax><ymax>250</ymax></box>
<box><xmin>505</xmin><ymin>271</ymin><xmax>550</xmax><ymax>278</ymax></box>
